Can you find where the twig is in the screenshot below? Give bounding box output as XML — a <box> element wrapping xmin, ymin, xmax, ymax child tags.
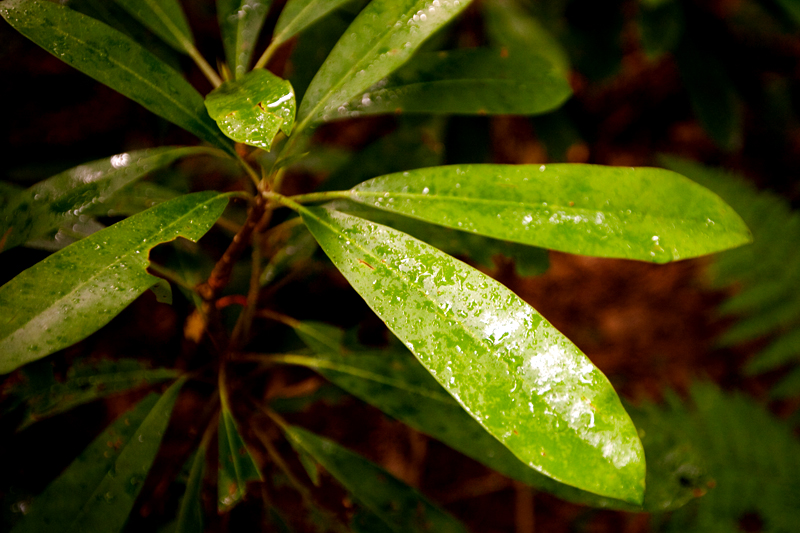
<box><xmin>514</xmin><ymin>481</ymin><xmax>535</xmax><ymax>533</ymax></box>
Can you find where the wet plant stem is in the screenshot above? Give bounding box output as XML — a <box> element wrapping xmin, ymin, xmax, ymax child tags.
<box><xmin>254</xmin><ymin>40</ymin><xmax>281</xmax><ymax>70</ymax></box>
<box><xmin>188</xmin><ymin>44</ymin><xmax>223</xmax><ymax>88</ymax></box>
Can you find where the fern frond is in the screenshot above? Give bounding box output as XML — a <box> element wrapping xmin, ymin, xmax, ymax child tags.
<box><xmin>660</xmin><ymin>156</ymin><xmax>800</xmax><ymax>396</ymax></box>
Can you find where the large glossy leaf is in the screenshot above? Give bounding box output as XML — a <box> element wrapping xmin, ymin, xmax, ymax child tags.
<box><xmin>205</xmin><ymin>69</ymin><xmax>296</xmax><ymax>150</ymax></box>
<box><xmin>482</xmin><ymin>0</ymin><xmax>570</xmax><ymax>75</ymax></box>
<box><xmin>284</xmin><ymin>425</ymin><xmax>467</xmax><ymax>533</ymax></box>
<box><xmin>299</xmin><ymin>207</ymin><xmax>646</xmax><ymax>503</ymax></box>
<box><xmin>175</xmin><ymin>445</ymin><xmax>207</xmax><ymax>533</ymax></box>
<box><xmin>0</xmin><ymin>192</ymin><xmax>231</xmax><ymax>375</ymax></box>
<box><xmin>344</xmin><ymin>164</ymin><xmax>752</xmax><ymax>263</ymax></box>
<box><xmin>283</xmin><ymin>322</ymin><xmax>703</xmax><ymax>511</ymax></box>
<box><xmin>296</xmin><ymin>0</ymin><xmax>473</xmax><ymax>127</ymax></box>
<box><xmin>218</xmin><ymin>404</ymin><xmax>262</xmax><ymax>512</ymax></box>
<box><xmin>11</xmin><ymin>378</ymin><xmax>185</xmax><ymax>533</ymax></box>
<box><xmin>217</xmin><ymin>0</ymin><xmax>272</xmax><ymax>79</ymax></box>
<box><xmin>334</xmin><ymin>200</ymin><xmax>549</xmax><ymax>276</ymax></box>
<box><xmin>0</xmin><ymin>0</ymin><xmax>234</xmax><ymax>155</ymax></box>
<box><xmin>330</xmin><ymin>48</ymin><xmax>571</xmax><ymax>118</ymax></box>
<box><xmin>0</xmin><ymin>147</ymin><xmax>213</xmax><ymax>252</ymax></box>
<box><xmin>273</xmin><ymin>0</ymin><xmax>354</xmax><ymax>47</ymax></box>
<box><xmin>7</xmin><ymin>358</ymin><xmax>179</xmax><ymax>431</ymax></box>
<box><xmin>111</xmin><ymin>0</ymin><xmax>194</xmax><ymax>53</ymax></box>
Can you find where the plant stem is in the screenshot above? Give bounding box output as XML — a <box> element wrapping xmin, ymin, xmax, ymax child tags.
<box><xmin>187</xmin><ymin>44</ymin><xmax>223</xmax><ymax>88</ymax></box>
<box><xmin>284</xmin><ymin>190</ymin><xmax>351</xmax><ymax>204</ymax></box>
<box><xmin>237</xmin><ymin>153</ymin><xmax>262</xmax><ymax>189</ymax></box>
<box><xmin>253</xmin><ymin>40</ymin><xmax>281</xmax><ymax>70</ymax></box>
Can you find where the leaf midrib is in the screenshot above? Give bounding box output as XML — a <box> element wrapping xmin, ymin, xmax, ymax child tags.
<box><xmin>38</xmin><ymin>11</ymin><xmax>226</xmax><ymax>148</ymax></box>
<box><xmin>1</xmin><ymin>198</ymin><xmax>219</xmax><ymax>340</ymax></box>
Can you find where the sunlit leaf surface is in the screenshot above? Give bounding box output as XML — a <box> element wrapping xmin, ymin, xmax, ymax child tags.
<box><xmin>297</xmin><ymin>0</ymin><xmax>474</xmax><ymax>126</ymax></box>
<box><xmin>217</xmin><ymin>0</ymin><xmax>272</xmax><ymax>78</ymax></box>
<box><xmin>0</xmin><ymin>0</ymin><xmax>234</xmax><ymax>154</ymax></box>
<box><xmin>218</xmin><ymin>405</ymin><xmax>262</xmax><ymax>512</ymax></box>
<box><xmin>346</xmin><ymin>164</ymin><xmax>752</xmax><ymax>263</ymax></box>
<box><xmin>0</xmin><ymin>147</ymin><xmax>213</xmax><ymax>252</ymax></box>
<box><xmin>284</xmin><ymin>425</ymin><xmax>468</xmax><ymax>532</ymax></box>
<box><xmin>111</xmin><ymin>0</ymin><xmax>194</xmax><ymax>53</ymax></box>
<box><xmin>0</xmin><ymin>192</ymin><xmax>231</xmax><ymax>374</ymax></box>
<box><xmin>205</xmin><ymin>69</ymin><xmax>296</xmax><ymax>150</ymax></box>
<box><xmin>272</xmin><ymin>0</ymin><xmax>353</xmax><ymax>47</ymax></box>
<box><xmin>334</xmin><ymin>48</ymin><xmax>571</xmax><ymax>118</ymax></box>
<box><xmin>300</xmin><ymin>207</ymin><xmax>645</xmax><ymax>503</ymax></box>
<box><xmin>11</xmin><ymin>378</ymin><xmax>185</xmax><ymax>533</ymax></box>
<box><xmin>6</xmin><ymin>358</ymin><xmax>178</xmax><ymax>431</ymax></box>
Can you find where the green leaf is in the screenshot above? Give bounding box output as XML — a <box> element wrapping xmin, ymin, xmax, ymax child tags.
<box><xmin>0</xmin><ymin>192</ymin><xmax>231</xmax><ymax>375</ymax></box>
<box><xmin>218</xmin><ymin>405</ymin><xmax>262</xmax><ymax>512</ymax></box>
<box><xmin>299</xmin><ymin>207</ymin><xmax>646</xmax><ymax>503</ymax></box>
<box><xmin>259</xmin><ymin>220</ymin><xmax>319</xmax><ymax>287</ymax></box>
<box><xmin>296</xmin><ymin>0</ymin><xmax>473</xmax><ymax>127</ymax></box>
<box><xmin>176</xmin><ymin>444</ymin><xmax>207</xmax><ymax>533</ymax></box>
<box><xmin>283</xmin><ymin>425</ymin><xmax>467</xmax><ymax>533</ymax></box>
<box><xmin>273</xmin><ymin>0</ymin><xmax>352</xmax><ymax>47</ymax></box>
<box><xmin>111</xmin><ymin>0</ymin><xmax>194</xmax><ymax>53</ymax></box>
<box><xmin>331</xmin><ymin>48</ymin><xmax>571</xmax><ymax>118</ymax></box>
<box><xmin>334</xmin><ymin>200</ymin><xmax>549</xmax><ymax>276</ymax></box>
<box><xmin>345</xmin><ymin>163</ymin><xmax>752</xmax><ymax>263</ymax></box>
<box><xmin>7</xmin><ymin>358</ymin><xmax>179</xmax><ymax>431</ymax></box>
<box><xmin>482</xmin><ymin>0</ymin><xmax>570</xmax><ymax>75</ymax></box>
<box><xmin>637</xmin><ymin>0</ymin><xmax>684</xmax><ymax>60</ymax></box>
<box><xmin>93</xmin><ymin>182</ymin><xmax>182</xmax><ymax>217</ymax></box>
<box><xmin>0</xmin><ymin>0</ymin><xmax>235</xmax><ymax>155</ymax></box>
<box><xmin>205</xmin><ymin>69</ymin><xmax>296</xmax><ymax>150</ymax></box>
<box><xmin>217</xmin><ymin>0</ymin><xmax>272</xmax><ymax>79</ymax></box>
<box><xmin>11</xmin><ymin>378</ymin><xmax>185</xmax><ymax>533</ymax></box>
<box><xmin>0</xmin><ymin>147</ymin><xmax>213</xmax><ymax>252</ymax></box>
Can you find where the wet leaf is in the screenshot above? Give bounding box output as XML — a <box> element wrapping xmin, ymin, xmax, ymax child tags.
<box><xmin>297</xmin><ymin>0</ymin><xmax>473</xmax><ymax>126</ymax></box>
<box><xmin>205</xmin><ymin>69</ymin><xmax>296</xmax><ymax>150</ymax></box>
<box><xmin>300</xmin><ymin>207</ymin><xmax>646</xmax><ymax>503</ymax></box>
<box><xmin>280</xmin><ymin>323</ymin><xmax>639</xmax><ymax>509</ymax></box>
<box><xmin>284</xmin><ymin>425</ymin><xmax>468</xmax><ymax>533</ymax></box>
<box><xmin>218</xmin><ymin>405</ymin><xmax>262</xmax><ymax>512</ymax></box>
<box><xmin>7</xmin><ymin>358</ymin><xmax>179</xmax><ymax>431</ymax></box>
<box><xmin>272</xmin><ymin>0</ymin><xmax>353</xmax><ymax>47</ymax></box>
<box><xmin>0</xmin><ymin>192</ymin><xmax>231</xmax><ymax>375</ymax></box>
<box><xmin>333</xmin><ymin>200</ymin><xmax>549</xmax><ymax>276</ymax></box>
<box><xmin>111</xmin><ymin>0</ymin><xmax>194</xmax><ymax>53</ymax></box>
<box><xmin>217</xmin><ymin>0</ymin><xmax>272</xmax><ymax>79</ymax></box>
<box><xmin>482</xmin><ymin>0</ymin><xmax>570</xmax><ymax>75</ymax></box>
<box><xmin>11</xmin><ymin>378</ymin><xmax>185</xmax><ymax>533</ymax></box>
<box><xmin>334</xmin><ymin>48</ymin><xmax>571</xmax><ymax>118</ymax></box>
<box><xmin>0</xmin><ymin>0</ymin><xmax>234</xmax><ymax>154</ymax></box>
<box><xmin>0</xmin><ymin>147</ymin><xmax>214</xmax><ymax>252</ymax></box>
<box><xmin>176</xmin><ymin>444</ymin><xmax>207</xmax><ymax>533</ymax></box>
<box><xmin>345</xmin><ymin>163</ymin><xmax>752</xmax><ymax>263</ymax></box>
<box><xmin>92</xmin><ymin>182</ymin><xmax>182</xmax><ymax>217</ymax></box>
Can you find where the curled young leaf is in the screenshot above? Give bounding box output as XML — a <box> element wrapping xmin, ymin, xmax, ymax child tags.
<box><xmin>300</xmin><ymin>206</ymin><xmax>646</xmax><ymax>503</ymax></box>
<box><xmin>0</xmin><ymin>192</ymin><xmax>231</xmax><ymax>375</ymax></box>
<box><xmin>205</xmin><ymin>69</ymin><xmax>296</xmax><ymax>150</ymax></box>
<box><xmin>346</xmin><ymin>164</ymin><xmax>752</xmax><ymax>263</ymax></box>
<box><xmin>217</xmin><ymin>0</ymin><xmax>273</xmax><ymax>78</ymax></box>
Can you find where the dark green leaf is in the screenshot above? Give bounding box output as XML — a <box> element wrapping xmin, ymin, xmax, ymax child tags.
<box><xmin>638</xmin><ymin>0</ymin><xmax>684</xmax><ymax>59</ymax></box>
<box><xmin>11</xmin><ymin>378</ymin><xmax>185</xmax><ymax>533</ymax></box>
<box><xmin>205</xmin><ymin>69</ymin><xmax>296</xmax><ymax>150</ymax></box>
<box><xmin>332</xmin><ymin>48</ymin><xmax>571</xmax><ymax>118</ymax></box>
<box><xmin>482</xmin><ymin>0</ymin><xmax>570</xmax><ymax>75</ymax></box>
<box><xmin>7</xmin><ymin>358</ymin><xmax>179</xmax><ymax>431</ymax></box>
<box><xmin>675</xmin><ymin>39</ymin><xmax>742</xmax><ymax>151</ymax></box>
<box><xmin>111</xmin><ymin>0</ymin><xmax>194</xmax><ymax>53</ymax></box>
<box><xmin>296</xmin><ymin>0</ymin><xmax>473</xmax><ymax>127</ymax></box>
<box><xmin>0</xmin><ymin>147</ymin><xmax>213</xmax><ymax>252</ymax></box>
<box><xmin>92</xmin><ymin>182</ymin><xmax>182</xmax><ymax>217</ymax></box>
<box><xmin>218</xmin><ymin>405</ymin><xmax>262</xmax><ymax>512</ymax></box>
<box><xmin>300</xmin><ymin>207</ymin><xmax>646</xmax><ymax>503</ymax></box>
<box><xmin>0</xmin><ymin>0</ymin><xmax>235</xmax><ymax>154</ymax></box>
<box><xmin>259</xmin><ymin>220</ymin><xmax>319</xmax><ymax>287</ymax></box>
<box><xmin>217</xmin><ymin>0</ymin><xmax>272</xmax><ymax>78</ymax></box>
<box><xmin>284</xmin><ymin>425</ymin><xmax>467</xmax><ymax>533</ymax></box>
<box><xmin>273</xmin><ymin>0</ymin><xmax>352</xmax><ymax>47</ymax></box>
<box><xmin>333</xmin><ymin>200</ymin><xmax>549</xmax><ymax>276</ymax></box>
<box><xmin>176</xmin><ymin>444</ymin><xmax>207</xmax><ymax>533</ymax></box>
<box><xmin>0</xmin><ymin>192</ymin><xmax>231</xmax><ymax>375</ymax></box>
<box><xmin>345</xmin><ymin>163</ymin><xmax>752</xmax><ymax>263</ymax></box>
